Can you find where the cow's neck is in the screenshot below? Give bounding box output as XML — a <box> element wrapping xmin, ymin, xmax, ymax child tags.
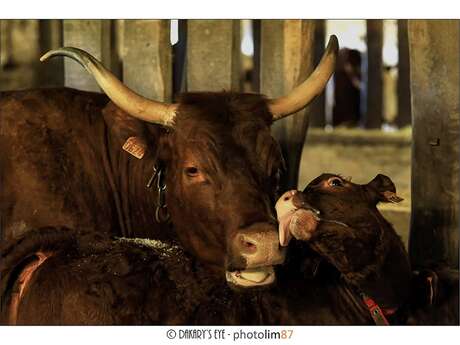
<box><xmin>348</xmin><ymin>233</ymin><xmax>412</xmax><ymax>313</ymax></box>
<box><xmin>307</xmin><ymin>216</ymin><xmax>412</xmax><ymax>319</ymax></box>
<box><xmin>336</xmin><ymin>221</ymin><xmax>412</xmax><ymax>315</ymax></box>
<box><xmin>285</xmin><ymin>246</ymin><xmax>411</xmax><ymax>325</ymax></box>
<box><xmin>104</xmin><ymin>127</ymin><xmax>172</xmax><ymax>240</ymax></box>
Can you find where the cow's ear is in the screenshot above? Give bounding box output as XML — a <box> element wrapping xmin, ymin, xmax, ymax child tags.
<box><xmin>102</xmin><ymin>103</ymin><xmax>150</xmax><ymax>160</ymax></box>
<box><xmin>367</xmin><ymin>174</ymin><xmax>403</xmax><ymax>204</ymax></box>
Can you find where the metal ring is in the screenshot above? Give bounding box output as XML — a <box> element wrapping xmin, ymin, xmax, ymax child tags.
<box><xmin>155</xmin><ymin>205</ymin><xmax>170</xmax><ymax>223</ymax></box>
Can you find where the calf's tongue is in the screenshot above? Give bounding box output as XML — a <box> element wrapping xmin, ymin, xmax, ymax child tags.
<box><xmin>278</xmin><ymin>212</ymin><xmax>293</xmax><ymax>247</ymax></box>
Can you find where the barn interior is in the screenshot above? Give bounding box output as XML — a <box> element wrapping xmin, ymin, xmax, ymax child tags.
<box><xmin>0</xmin><ymin>19</ymin><xmax>458</xmax><ymax>270</ymax></box>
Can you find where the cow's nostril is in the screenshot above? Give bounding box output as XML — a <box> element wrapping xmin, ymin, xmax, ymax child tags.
<box><xmin>244</xmin><ymin>241</ymin><xmax>256</xmax><ymax>250</ymax></box>
<box><xmin>239</xmin><ymin>236</ymin><xmax>257</xmax><ymax>253</ymax></box>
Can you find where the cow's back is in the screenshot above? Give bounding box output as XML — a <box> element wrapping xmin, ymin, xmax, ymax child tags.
<box><xmin>0</xmin><ymin>88</ymin><xmax>119</xmax><ymax>240</ymax></box>
<box><xmin>0</xmin><ymin>228</ymin><xmax>220</xmax><ymax>325</ymax></box>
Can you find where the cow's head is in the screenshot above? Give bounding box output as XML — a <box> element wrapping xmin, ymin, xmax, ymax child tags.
<box><xmin>40</xmin><ymin>36</ymin><xmax>338</xmax><ymax>288</ymax></box>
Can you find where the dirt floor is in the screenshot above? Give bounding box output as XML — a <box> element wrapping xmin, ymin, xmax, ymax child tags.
<box><xmin>299</xmin><ymin>127</ymin><xmax>412</xmax><ymax>247</ymax></box>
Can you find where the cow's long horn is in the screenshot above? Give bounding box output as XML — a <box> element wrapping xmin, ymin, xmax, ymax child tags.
<box><xmin>268</xmin><ymin>35</ymin><xmax>339</xmax><ymax>120</ymax></box>
<box><xmin>40</xmin><ymin>47</ymin><xmax>177</xmax><ymax>127</ymax></box>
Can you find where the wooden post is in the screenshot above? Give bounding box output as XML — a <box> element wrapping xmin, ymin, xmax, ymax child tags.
<box><xmin>173</xmin><ymin>19</ymin><xmax>187</xmax><ymax>97</ymax></box>
<box><xmin>396</xmin><ymin>20</ymin><xmax>411</xmax><ymax>128</ymax></box>
<box><xmin>408</xmin><ymin>20</ymin><xmax>459</xmax><ymax>269</ymax></box>
<box><xmin>0</xmin><ymin>20</ymin><xmax>12</xmax><ymax>67</ymax></box>
<box><xmin>364</xmin><ymin>20</ymin><xmax>384</xmax><ymax>129</ymax></box>
<box><xmin>309</xmin><ymin>19</ymin><xmax>326</xmax><ymax>128</ymax></box>
<box><xmin>252</xmin><ymin>20</ymin><xmax>261</xmax><ymax>93</ymax></box>
<box><xmin>186</xmin><ymin>20</ymin><xmax>240</xmax><ymax>91</ymax></box>
<box><xmin>8</xmin><ymin>20</ymin><xmax>41</xmax><ymax>66</ymax></box>
<box><xmin>258</xmin><ymin>20</ymin><xmax>316</xmax><ymax>189</ymax></box>
<box><xmin>122</xmin><ymin>20</ymin><xmax>172</xmax><ymax>102</ymax></box>
<box><xmin>38</xmin><ymin>20</ymin><xmax>64</xmax><ymax>87</ymax></box>
<box><xmin>62</xmin><ymin>20</ymin><xmax>112</xmax><ymax>92</ymax></box>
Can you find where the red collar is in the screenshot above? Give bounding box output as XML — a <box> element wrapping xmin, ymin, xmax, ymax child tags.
<box><xmin>361</xmin><ymin>293</ymin><xmax>398</xmax><ymax>326</ymax></box>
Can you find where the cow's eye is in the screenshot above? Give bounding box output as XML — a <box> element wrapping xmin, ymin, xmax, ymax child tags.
<box><xmin>185</xmin><ymin>167</ymin><xmax>200</xmax><ymax>177</ymax></box>
<box><xmin>329</xmin><ymin>178</ymin><xmax>343</xmax><ymax>187</ymax></box>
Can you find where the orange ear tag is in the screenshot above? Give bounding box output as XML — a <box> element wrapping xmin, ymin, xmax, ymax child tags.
<box><xmin>122</xmin><ymin>136</ymin><xmax>147</xmax><ymax>159</ymax></box>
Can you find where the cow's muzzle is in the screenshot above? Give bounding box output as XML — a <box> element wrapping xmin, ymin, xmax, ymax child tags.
<box><xmin>226</xmin><ymin>222</ymin><xmax>286</xmax><ymax>288</ymax></box>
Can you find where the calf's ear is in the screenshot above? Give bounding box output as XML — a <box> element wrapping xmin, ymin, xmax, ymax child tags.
<box><xmin>367</xmin><ymin>174</ymin><xmax>404</xmax><ymax>204</ymax></box>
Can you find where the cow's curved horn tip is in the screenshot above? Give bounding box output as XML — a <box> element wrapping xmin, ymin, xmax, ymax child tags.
<box><xmin>40</xmin><ymin>52</ymin><xmax>52</xmax><ymax>62</ymax></box>
<box><xmin>326</xmin><ymin>35</ymin><xmax>339</xmax><ymax>54</ymax></box>
<box><xmin>40</xmin><ymin>48</ymin><xmax>68</xmax><ymax>62</ymax></box>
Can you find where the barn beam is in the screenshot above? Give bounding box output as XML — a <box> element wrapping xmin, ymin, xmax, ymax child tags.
<box><xmin>408</xmin><ymin>20</ymin><xmax>459</xmax><ymax>269</ymax></box>
<box><xmin>38</xmin><ymin>20</ymin><xmax>64</xmax><ymax>87</ymax></box>
<box><xmin>364</xmin><ymin>19</ymin><xmax>384</xmax><ymax>129</ymax></box>
<box><xmin>258</xmin><ymin>19</ymin><xmax>316</xmax><ymax>189</ymax></box>
<box><xmin>62</xmin><ymin>20</ymin><xmax>113</xmax><ymax>92</ymax></box>
<box><xmin>122</xmin><ymin>20</ymin><xmax>172</xmax><ymax>102</ymax></box>
<box><xmin>186</xmin><ymin>20</ymin><xmax>241</xmax><ymax>91</ymax></box>
<box><xmin>396</xmin><ymin>19</ymin><xmax>411</xmax><ymax>128</ymax></box>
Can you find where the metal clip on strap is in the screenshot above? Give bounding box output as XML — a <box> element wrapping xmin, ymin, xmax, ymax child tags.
<box><xmin>146</xmin><ymin>165</ymin><xmax>158</xmax><ymax>189</ymax></box>
<box><xmin>146</xmin><ymin>164</ymin><xmax>170</xmax><ymax>223</ymax></box>
<box><xmin>361</xmin><ymin>293</ymin><xmax>390</xmax><ymax>326</ymax></box>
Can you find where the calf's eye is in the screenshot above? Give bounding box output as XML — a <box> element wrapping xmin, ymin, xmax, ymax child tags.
<box><xmin>329</xmin><ymin>178</ymin><xmax>343</xmax><ymax>187</ymax></box>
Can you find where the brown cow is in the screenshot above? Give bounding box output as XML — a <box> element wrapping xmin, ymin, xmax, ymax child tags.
<box><xmin>0</xmin><ymin>227</ymin><xmax>221</xmax><ymax>325</ymax></box>
<box><xmin>3</xmin><ymin>173</ymin><xmax>456</xmax><ymax>325</ymax></box>
<box><xmin>0</xmin><ymin>37</ymin><xmax>338</xmax><ymax>289</ymax></box>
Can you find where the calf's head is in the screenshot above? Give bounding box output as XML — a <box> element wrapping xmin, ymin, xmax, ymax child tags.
<box><xmin>276</xmin><ymin>174</ymin><xmax>411</xmax><ymax>308</ymax></box>
<box><xmin>40</xmin><ymin>36</ymin><xmax>338</xmax><ymax>288</ymax></box>
<box><xmin>276</xmin><ymin>173</ymin><xmax>404</xmax><ymax>245</ymax></box>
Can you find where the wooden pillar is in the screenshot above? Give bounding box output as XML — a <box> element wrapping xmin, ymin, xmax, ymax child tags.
<box><xmin>396</xmin><ymin>20</ymin><xmax>411</xmax><ymax>128</ymax></box>
<box><xmin>364</xmin><ymin>20</ymin><xmax>384</xmax><ymax>128</ymax></box>
<box><xmin>309</xmin><ymin>19</ymin><xmax>326</xmax><ymax>128</ymax></box>
<box><xmin>122</xmin><ymin>20</ymin><xmax>172</xmax><ymax>102</ymax></box>
<box><xmin>0</xmin><ymin>20</ymin><xmax>12</xmax><ymax>67</ymax></box>
<box><xmin>38</xmin><ymin>20</ymin><xmax>64</xmax><ymax>87</ymax></box>
<box><xmin>9</xmin><ymin>20</ymin><xmax>41</xmax><ymax>66</ymax></box>
<box><xmin>186</xmin><ymin>20</ymin><xmax>240</xmax><ymax>91</ymax></box>
<box><xmin>252</xmin><ymin>20</ymin><xmax>261</xmax><ymax>93</ymax></box>
<box><xmin>258</xmin><ymin>20</ymin><xmax>316</xmax><ymax>189</ymax></box>
<box><xmin>63</xmin><ymin>20</ymin><xmax>112</xmax><ymax>92</ymax></box>
<box><xmin>173</xmin><ymin>19</ymin><xmax>187</xmax><ymax>97</ymax></box>
<box><xmin>408</xmin><ymin>20</ymin><xmax>459</xmax><ymax>269</ymax></box>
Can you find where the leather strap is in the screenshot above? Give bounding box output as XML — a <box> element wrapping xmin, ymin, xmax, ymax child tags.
<box><xmin>361</xmin><ymin>293</ymin><xmax>396</xmax><ymax>326</ymax></box>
